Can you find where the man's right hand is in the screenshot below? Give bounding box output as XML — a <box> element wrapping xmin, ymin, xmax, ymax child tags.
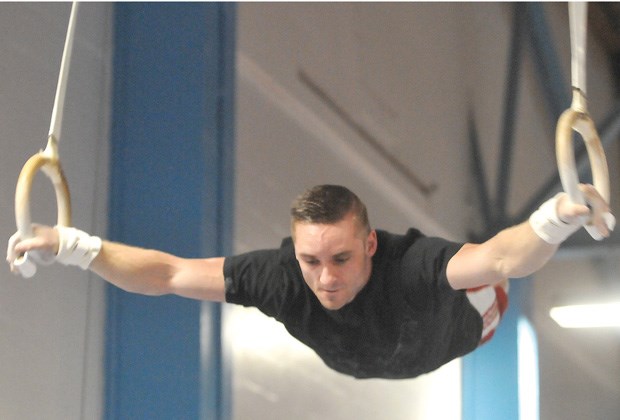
<box><xmin>557</xmin><ymin>184</ymin><xmax>615</xmax><ymax>240</ymax></box>
<box><xmin>6</xmin><ymin>225</ymin><xmax>59</xmax><ymax>275</ymax></box>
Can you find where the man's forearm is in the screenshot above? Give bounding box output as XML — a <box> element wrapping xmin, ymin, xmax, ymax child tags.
<box><xmin>486</xmin><ymin>221</ymin><xmax>559</xmax><ymax>280</ymax></box>
<box><xmin>447</xmin><ymin>221</ymin><xmax>559</xmax><ymax>290</ymax></box>
<box><xmin>89</xmin><ymin>241</ymin><xmax>179</xmax><ymax>295</ymax></box>
<box><xmin>89</xmin><ymin>241</ymin><xmax>227</xmax><ymax>301</ymax></box>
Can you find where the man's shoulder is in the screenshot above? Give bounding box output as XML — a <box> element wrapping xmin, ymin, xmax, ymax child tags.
<box><xmin>375</xmin><ymin>228</ymin><xmax>425</xmax><ymax>242</ymax></box>
<box><xmin>278</xmin><ymin>236</ymin><xmax>297</xmax><ymax>263</ymax></box>
<box><xmin>374</xmin><ymin>228</ymin><xmax>425</xmax><ymax>260</ymax></box>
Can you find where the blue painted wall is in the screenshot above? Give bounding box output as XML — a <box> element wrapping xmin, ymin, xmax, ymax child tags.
<box><xmin>106</xmin><ymin>4</ymin><xmax>235</xmax><ymax>419</ymax></box>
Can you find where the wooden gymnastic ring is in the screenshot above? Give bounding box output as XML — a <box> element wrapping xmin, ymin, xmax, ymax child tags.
<box><xmin>13</xmin><ymin>147</ymin><xmax>72</xmax><ymax>277</ymax></box>
<box><xmin>556</xmin><ymin>107</ymin><xmax>609</xmax><ymax>238</ymax></box>
<box><xmin>556</xmin><ymin>108</ymin><xmax>609</xmax><ymax>204</ymax></box>
<box><xmin>15</xmin><ymin>151</ymin><xmax>72</xmax><ymax>238</ymax></box>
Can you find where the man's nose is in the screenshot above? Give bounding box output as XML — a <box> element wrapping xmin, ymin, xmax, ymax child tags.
<box><xmin>319</xmin><ymin>265</ymin><xmax>337</xmax><ymax>285</ymax></box>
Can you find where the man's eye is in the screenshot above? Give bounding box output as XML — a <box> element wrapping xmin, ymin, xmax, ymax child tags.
<box><xmin>305</xmin><ymin>260</ymin><xmax>320</xmax><ymax>266</ymax></box>
<box><xmin>334</xmin><ymin>257</ymin><xmax>349</xmax><ymax>265</ymax></box>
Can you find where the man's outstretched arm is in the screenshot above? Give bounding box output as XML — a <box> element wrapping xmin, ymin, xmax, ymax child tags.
<box><xmin>7</xmin><ymin>225</ymin><xmax>227</xmax><ymax>302</ymax></box>
<box><xmin>446</xmin><ymin>184</ymin><xmax>615</xmax><ymax>290</ymax></box>
<box><xmin>91</xmin><ymin>240</ymin><xmax>226</xmax><ymax>301</ymax></box>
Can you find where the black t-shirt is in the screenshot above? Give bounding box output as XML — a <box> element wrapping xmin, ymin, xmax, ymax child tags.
<box><xmin>224</xmin><ymin>228</ymin><xmax>482</xmax><ymax>379</ymax></box>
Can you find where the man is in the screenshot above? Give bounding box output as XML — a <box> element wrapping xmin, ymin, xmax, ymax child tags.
<box><xmin>6</xmin><ymin>184</ymin><xmax>615</xmax><ymax>379</ymax></box>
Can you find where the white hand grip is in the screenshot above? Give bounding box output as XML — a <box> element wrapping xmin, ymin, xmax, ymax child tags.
<box><xmin>13</xmin><ymin>255</ymin><xmax>37</xmax><ymax>278</ymax></box>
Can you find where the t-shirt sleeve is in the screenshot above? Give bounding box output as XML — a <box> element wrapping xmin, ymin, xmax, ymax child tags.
<box><xmin>397</xmin><ymin>234</ymin><xmax>481</xmax><ymax>365</ymax></box>
<box><xmin>223</xmin><ymin>246</ymin><xmax>299</xmax><ymax>319</ymax></box>
<box><xmin>400</xmin><ymin>236</ymin><xmax>464</xmax><ymax>308</ymax></box>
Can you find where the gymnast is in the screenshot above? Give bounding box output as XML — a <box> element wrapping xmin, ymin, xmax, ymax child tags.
<box><xmin>6</xmin><ymin>183</ymin><xmax>614</xmax><ymax>379</ymax></box>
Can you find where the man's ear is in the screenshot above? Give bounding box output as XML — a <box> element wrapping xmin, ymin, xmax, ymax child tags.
<box><xmin>366</xmin><ymin>230</ymin><xmax>378</xmax><ymax>256</ymax></box>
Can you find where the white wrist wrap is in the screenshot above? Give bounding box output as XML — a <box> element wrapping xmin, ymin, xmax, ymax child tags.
<box><xmin>529</xmin><ymin>193</ymin><xmax>581</xmax><ymax>244</ymax></box>
<box><xmin>55</xmin><ymin>226</ymin><xmax>102</xmax><ymax>270</ymax></box>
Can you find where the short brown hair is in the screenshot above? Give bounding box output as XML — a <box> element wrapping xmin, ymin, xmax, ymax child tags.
<box><xmin>290</xmin><ymin>185</ymin><xmax>370</xmax><ymax>235</ymax></box>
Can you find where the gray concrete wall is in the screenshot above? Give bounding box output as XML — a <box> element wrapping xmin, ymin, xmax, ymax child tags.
<box><xmin>0</xmin><ymin>4</ymin><xmax>112</xmax><ymax>419</ymax></box>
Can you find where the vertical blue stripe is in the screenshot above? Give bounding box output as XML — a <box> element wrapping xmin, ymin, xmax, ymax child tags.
<box><xmin>462</xmin><ymin>280</ymin><xmax>529</xmax><ymax>420</ymax></box>
<box><xmin>107</xmin><ymin>4</ymin><xmax>235</xmax><ymax>419</ymax></box>
<box><xmin>200</xmin><ymin>5</ymin><xmax>236</xmax><ymax>420</ymax></box>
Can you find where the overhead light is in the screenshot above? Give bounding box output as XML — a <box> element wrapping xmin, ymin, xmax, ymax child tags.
<box><xmin>518</xmin><ymin>317</ymin><xmax>539</xmax><ymax>420</ymax></box>
<box><xmin>549</xmin><ymin>302</ymin><xmax>620</xmax><ymax>328</ymax></box>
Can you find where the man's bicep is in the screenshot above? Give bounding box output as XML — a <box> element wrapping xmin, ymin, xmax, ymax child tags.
<box><xmin>171</xmin><ymin>257</ymin><xmax>227</xmax><ymax>302</ymax></box>
<box><xmin>446</xmin><ymin>243</ymin><xmax>506</xmax><ymax>290</ymax></box>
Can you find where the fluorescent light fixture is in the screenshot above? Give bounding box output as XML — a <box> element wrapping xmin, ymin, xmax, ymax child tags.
<box><xmin>549</xmin><ymin>302</ymin><xmax>620</xmax><ymax>328</ymax></box>
<box><xmin>518</xmin><ymin>317</ymin><xmax>539</xmax><ymax>420</ymax></box>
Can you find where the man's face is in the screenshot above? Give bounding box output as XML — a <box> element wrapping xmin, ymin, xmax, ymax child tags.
<box><xmin>293</xmin><ymin>212</ymin><xmax>377</xmax><ymax>310</ymax></box>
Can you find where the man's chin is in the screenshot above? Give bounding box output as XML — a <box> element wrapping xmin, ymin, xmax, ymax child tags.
<box><xmin>321</xmin><ymin>301</ymin><xmax>346</xmax><ymax>311</ymax></box>
<box><xmin>317</xmin><ymin>294</ymin><xmax>349</xmax><ymax>311</ymax></box>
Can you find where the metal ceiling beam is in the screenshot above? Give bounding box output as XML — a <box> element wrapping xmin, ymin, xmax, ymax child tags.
<box><xmin>523</xmin><ymin>2</ymin><xmax>570</xmax><ymax>122</ymax></box>
<box><xmin>496</xmin><ymin>3</ymin><xmax>525</xmax><ymax>225</ymax></box>
<box><xmin>468</xmin><ymin>4</ymin><xmax>525</xmax><ymax>242</ymax></box>
<box><xmin>468</xmin><ymin>112</ymin><xmax>493</xmax><ymax>231</ymax></box>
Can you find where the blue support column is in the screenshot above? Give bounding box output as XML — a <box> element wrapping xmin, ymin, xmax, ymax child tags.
<box><xmin>462</xmin><ymin>280</ymin><xmax>530</xmax><ymax>420</ymax></box>
<box><xmin>106</xmin><ymin>4</ymin><xmax>235</xmax><ymax>419</ymax></box>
